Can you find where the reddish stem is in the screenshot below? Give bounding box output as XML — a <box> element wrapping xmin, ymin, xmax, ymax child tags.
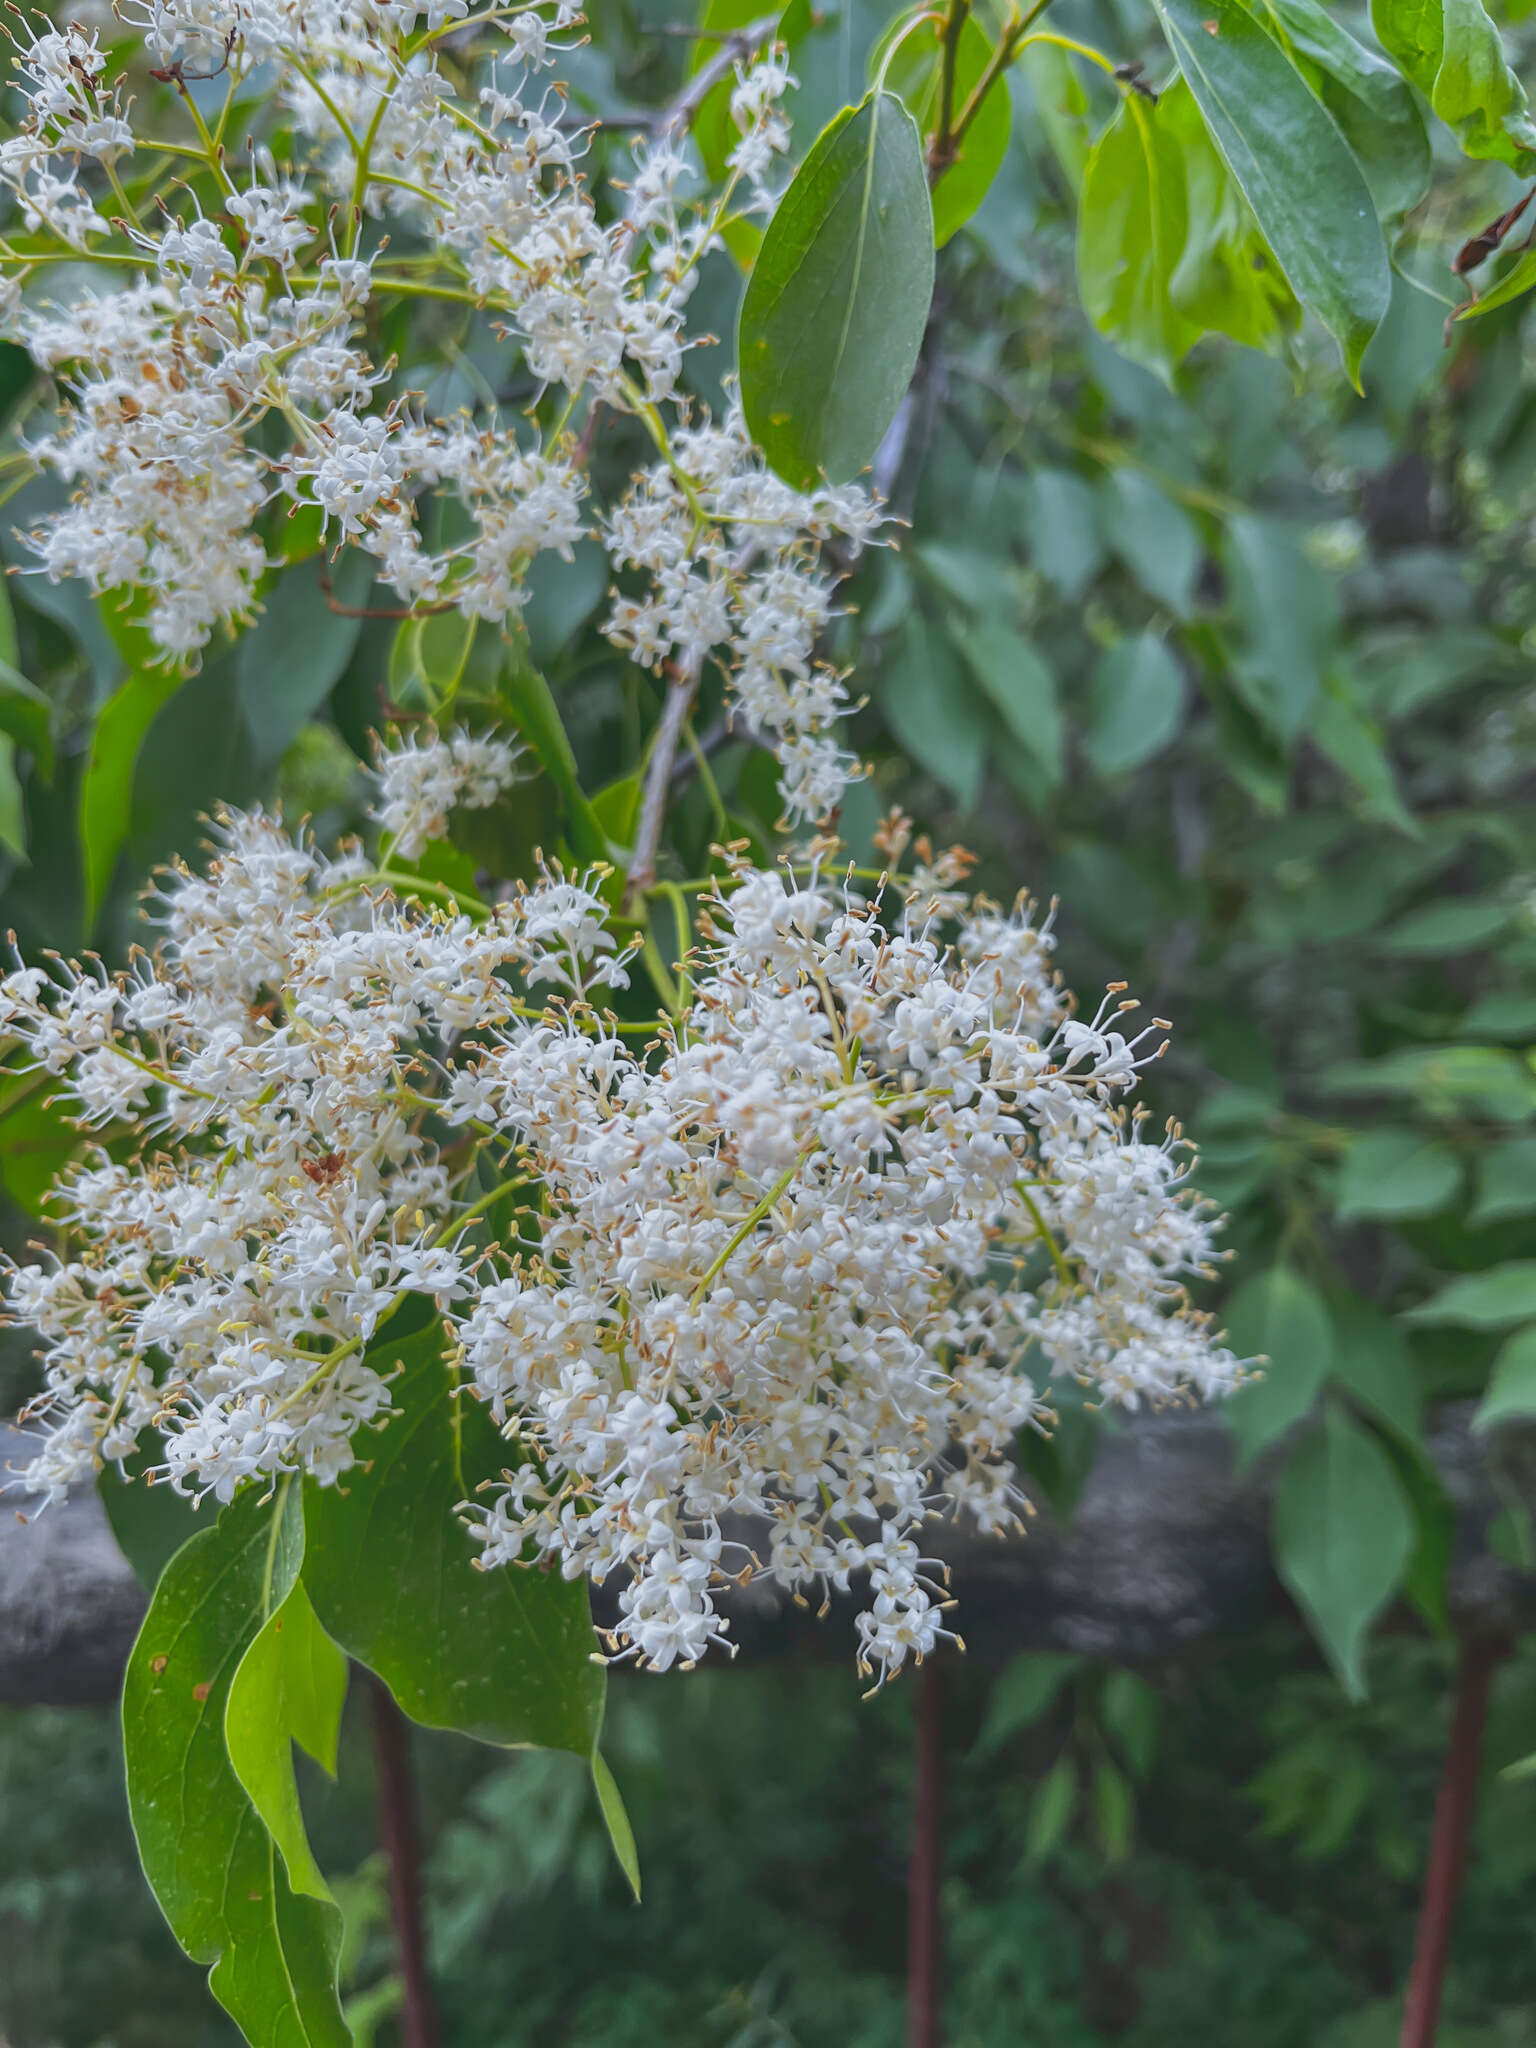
<box><xmin>368</xmin><ymin>1674</ymin><xmax>439</xmax><ymax>2048</ymax></box>
<box><xmin>908</xmin><ymin>1657</ymin><xmax>945</xmax><ymax>2048</ymax></box>
<box><xmin>1400</xmin><ymin>1637</ymin><xmax>1505</xmax><ymax>2048</ymax></box>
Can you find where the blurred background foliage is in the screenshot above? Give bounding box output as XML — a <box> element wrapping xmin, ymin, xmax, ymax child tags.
<box><xmin>9</xmin><ymin>0</ymin><xmax>1536</xmax><ymax>2037</ymax></box>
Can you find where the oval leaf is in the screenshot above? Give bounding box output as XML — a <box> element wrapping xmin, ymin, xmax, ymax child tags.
<box><xmin>1223</xmin><ymin>1265</ymin><xmax>1335</xmax><ymax>1464</ymax></box>
<box><xmin>739</xmin><ymin>90</ymin><xmax>935</xmax><ymax>489</ymax></box>
<box><xmin>1150</xmin><ymin>0</ymin><xmax>1392</xmax><ymax>382</ymax></box>
<box><xmin>875</xmin><ymin>13</ymin><xmax>1012</xmax><ymax>245</ymax></box>
<box><xmin>1272</xmin><ymin>1404</ymin><xmax>1414</xmax><ymax>1697</ymax></box>
<box><xmin>302</xmin><ymin>1310</ymin><xmax>605</xmax><ymax>1756</ymax></box>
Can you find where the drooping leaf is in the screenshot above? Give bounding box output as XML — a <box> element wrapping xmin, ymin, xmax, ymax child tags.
<box><xmin>1373</xmin><ymin>0</ymin><xmax>1536</xmax><ymax>165</ymax></box>
<box><xmin>226</xmin><ymin>1579</ymin><xmax>348</xmax><ymax>1903</ymax></box>
<box><xmin>1083</xmin><ymin>632</ymin><xmax>1186</xmax><ymax>776</ymax></box>
<box><xmin>302</xmin><ymin>1310</ymin><xmax>605</xmax><ymax>1756</ymax></box>
<box><xmin>591</xmin><ymin>1753</ymin><xmax>642</xmax><ymax>1903</ymax></box>
<box><xmin>1406</xmin><ymin>1262</ymin><xmax>1536</xmax><ymax>1329</ymax></box>
<box><xmin>1473</xmin><ymin>1322</ymin><xmax>1536</xmax><ymax>1430</ymax></box>
<box><xmin>1021</xmin><ymin>469</ymin><xmax>1104</xmax><ymax>601</ymax></box>
<box><xmin>740</xmin><ymin>91</ymin><xmax>935</xmax><ymax>489</ymax></box>
<box><xmin>1223</xmin><ymin>515</ymin><xmax>1337</xmax><ymax>738</ymax></box>
<box><xmin>79</xmin><ymin>667</ymin><xmax>189</xmax><ymax>930</ymax></box>
<box><xmin>1078</xmin><ymin>95</ymin><xmax>1200</xmax><ymax>380</ymax></box>
<box><xmin>1334</xmin><ymin>1128</ymin><xmax>1462</xmax><ymax>1221</ymax></box>
<box><xmin>498</xmin><ymin>650</ymin><xmax>609</xmax><ymax>864</ymax></box>
<box><xmin>122</xmin><ymin>1483</ymin><xmax>350</xmax><ymax>2045</ymax></box>
<box><xmin>1259</xmin><ymin>0</ymin><xmax>1431</xmax><ymax>221</ymax></box>
<box><xmin>1454</xmin><ymin>242</ymin><xmax>1536</xmax><ymax>320</ymax></box>
<box><xmin>1272</xmin><ymin>1404</ymin><xmax>1415</xmax><ymax>1697</ymax></box>
<box><xmin>1025</xmin><ymin>1756</ymin><xmax>1079</xmax><ymax>1863</ymax></box>
<box><xmin>874</xmin><ymin>11</ymin><xmax>1012</xmax><ymax>244</ymax></box>
<box><xmin>972</xmin><ymin>1653</ymin><xmax>1083</xmax><ymax>1762</ymax></box>
<box><xmin>1150</xmin><ymin>0</ymin><xmax>1392</xmax><ymax>381</ymax></box>
<box><xmin>1312</xmin><ymin>670</ymin><xmax>1418</xmax><ymax>836</ymax></box>
<box><xmin>1223</xmin><ymin>1265</ymin><xmax>1335</xmax><ymax>1463</ymax></box>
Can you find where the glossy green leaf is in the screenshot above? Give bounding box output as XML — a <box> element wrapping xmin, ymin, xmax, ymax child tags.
<box><xmin>226</xmin><ymin>1580</ymin><xmax>348</xmax><ymax>1903</ymax></box>
<box><xmin>1259</xmin><ymin>0</ymin><xmax>1431</xmax><ymax>221</ymax></box>
<box><xmin>591</xmin><ymin>1753</ymin><xmax>642</xmax><ymax>1903</ymax></box>
<box><xmin>1223</xmin><ymin>1266</ymin><xmax>1335</xmax><ymax>1464</ymax></box>
<box><xmin>99</xmin><ymin>1442</ymin><xmax>201</xmax><ymax>1592</ymax></box>
<box><xmin>498</xmin><ymin>651</ymin><xmax>609</xmax><ymax>864</ymax></box>
<box><xmin>1083</xmin><ymin>632</ymin><xmax>1186</xmax><ymax>776</ymax></box>
<box><xmin>874</xmin><ymin>12</ymin><xmax>1012</xmax><ymax>245</ymax></box>
<box><xmin>1160</xmin><ymin>79</ymin><xmax>1302</xmax><ymax>355</ymax></box>
<box><xmin>122</xmin><ymin>1483</ymin><xmax>349</xmax><ymax>2045</ymax></box>
<box><xmin>1272</xmin><ymin>1405</ymin><xmax>1414</xmax><ymax>1697</ymax></box>
<box><xmin>1473</xmin><ymin>1322</ymin><xmax>1536</xmax><ymax>1430</ymax></box>
<box><xmin>1454</xmin><ymin>242</ymin><xmax>1536</xmax><ymax>320</ymax></box>
<box><xmin>1150</xmin><ymin>0</ymin><xmax>1391</xmax><ymax>382</ymax></box>
<box><xmin>80</xmin><ymin>668</ymin><xmax>188</xmax><ymax>929</ymax></box>
<box><xmin>1078</xmin><ymin>95</ymin><xmax>1200</xmax><ymax>380</ymax></box>
<box><xmin>1372</xmin><ymin>0</ymin><xmax>1536</xmax><ymax>165</ymax></box>
<box><xmin>303</xmin><ymin>1310</ymin><xmax>604</xmax><ymax>1755</ymax></box>
<box><xmin>739</xmin><ymin>91</ymin><xmax>935</xmax><ymax>489</ymax></box>
<box><xmin>1334</xmin><ymin>1128</ymin><xmax>1462</xmax><ymax>1221</ymax></box>
<box><xmin>950</xmin><ymin>618</ymin><xmax>1062</xmax><ymax>785</ymax></box>
<box><xmin>1470</xmin><ymin>1135</ymin><xmax>1536</xmax><ymax>1227</ymax></box>
<box><xmin>1406</xmin><ymin>1261</ymin><xmax>1536</xmax><ymax>1329</ymax></box>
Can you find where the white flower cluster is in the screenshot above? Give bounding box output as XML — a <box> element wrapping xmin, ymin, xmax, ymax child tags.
<box><xmin>370</xmin><ymin>727</ymin><xmax>526</xmax><ymax>861</ymax></box>
<box><xmin>1</xmin><ymin>4</ymin><xmax>860</xmax><ymax>818</ymax></box>
<box><xmin>2</xmin><ymin>743</ymin><xmax>1240</xmax><ymax>1680</ymax></box>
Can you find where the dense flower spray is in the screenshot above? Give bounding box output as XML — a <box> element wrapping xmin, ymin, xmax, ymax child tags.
<box><xmin>0</xmin><ymin>5</ymin><xmax>1244</xmax><ymax>1681</ymax></box>
<box><xmin>3</xmin><ymin>737</ymin><xmax>1239</xmax><ymax>1680</ymax></box>
<box><xmin>0</xmin><ymin>2</ymin><xmax>866</xmax><ymax>819</ymax></box>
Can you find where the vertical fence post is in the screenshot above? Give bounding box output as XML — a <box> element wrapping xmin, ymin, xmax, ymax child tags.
<box><xmin>1400</xmin><ymin>1636</ymin><xmax>1505</xmax><ymax>2048</ymax></box>
<box><xmin>908</xmin><ymin>1656</ymin><xmax>946</xmax><ymax>2048</ymax></box>
<box><xmin>368</xmin><ymin>1672</ymin><xmax>440</xmax><ymax>2048</ymax></box>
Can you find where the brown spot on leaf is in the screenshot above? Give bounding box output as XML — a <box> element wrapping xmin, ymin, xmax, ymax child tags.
<box><xmin>150</xmin><ymin>1654</ymin><xmax>168</xmax><ymax>1674</ymax></box>
<box><xmin>192</xmin><ymin>1681</ymin><xmax>211</xmax><ymax>1702</ymax></box>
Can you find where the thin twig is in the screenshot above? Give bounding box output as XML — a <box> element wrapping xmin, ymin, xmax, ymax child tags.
<box><xmin>1400</xmin><ymin>1636</ymin><xmax>1507</xmax><ymax>2048</ymax></box>
<box><xmin>369</xmin><ymin>1674</ymin><xmax>440</xmax><ymax>2048</ymax></box>
<box><xmin>907</xmin><ymin>1657</ymin><xmax>946</xmax><ymax>2048</ymax></box>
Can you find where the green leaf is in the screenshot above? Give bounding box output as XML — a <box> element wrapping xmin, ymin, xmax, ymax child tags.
<box><xmin>1334</xmin><ymin>1128</ymin><xmax>1462</xmax><ymax>1221</ymax></box>
<box><xmin>874</xmin><ymin>13</ymin><xmax>1012</xmax><ymax>245</ymax></box>
<box><xmin>1160</xmin><ymin>79</ymin><xmax>1302</xmax><ymax>355</ymax></box>
<box><xmin>1100</xmin><ymin>1671</ymin><xmax>1160</xmax><ymax>1780</ymax></box>
<box><xmin>1078</xmin><ymin>95</ymin><xmax>1200</xmax><ymax>380</ymax></box>
<box><xmin>1407</xmin><ymin>1261</ymin><xmax>1536</xmax><ymax>1329</ymax></box>
<box><xmin>1272</xmin><ymin>1405</ymin><xmax>1414</xmax><ymax>1696</ymax></box>
<box><xmin>1470</xmin><ymin>1135</ymin><xmax>1536</xmax><ymax>1227</ymax></box>
<box><xmin>1224</xmin><ymin>516</ymin><xmax>1335</xmax><ymax>738</ymax></box>
<box><xmin>591</xmin><ymin>1753</ymin><xmax>642</xmax><ymax>1903</ymax></box>
<box><xmin>122</xmin><ymin>1483</ymin><xmax>350</xmax><ymax>2044</ymax></box>
<box><xmin>1083</xmin><ymin>632</ymin><xmax>1186</xmax><ymax>776</ymax></box>
<box><xmin>226</xmin><ymin>1580</ymin><xmax>348</xmax><ymax>1903</ymax></box>
<box><xmin>237</xmin><ymin>553</ymin><xmax>369</xmax><ymax>768</ymax></box>
<box><xmin>1098</xmin><ymin>469</ymin><xmax>1203</xmax><ymax>616</ymax></box>
<box><xmin>1381</xmin><ymin>898</ymin><xmax>1509</xmax><ymax>954</ymax></box>
<box><xmin>1150</xmin><ymin>0</ymin><xmax>1391</xmax><ymax>382</ymax></box>
<box><xmin>80</xmin><ymin>668</ymin><xmax>189</xmax><ymax>930</ymax></box>
<box><xmin>1327</xmin><ymin>1293</ymin><xmax>1423</xmax><ymax>1446</ymax></box>
<box><xmin>740</xmin><ymin>91</ymin><xmax>935</xmax><ymax>489</ymax></box>
<box><xmin>1454</xmin><ymin>243</ymin><xmax>1536</xmax><ymax>320</ymax></box>
<box><xmin>879</xmin><ymin>611</ymin><xmax>988</xmax><ymax>808</ymax></box>
<box><xmin>0</xmin><ymin>1073</ymin><xmax>81</xmax><ymax>1215</ymax></box>
<box><xmin>1321</xmin><ymin>1044</ymin><xmax>1536</xmax><ymax>1123</ymax></box>
<box><xmin>972</xmin><ymin>1653</ymin><xmax>1083</xmax><ymax>1761</ymax></box>
<box><xmin>950</xmin><ymin>618</ymin><xmax>1062</xmax><ymax>785</ymax></box>
<box><xmin>1092</xmin><ymin>1757</ymin><xmax>1135</xmax><ymax>1860</ymax></box>
<box><xmin>1022</xmin><ymin>469</ymin><xmax>1104</xmax><ymax>602</ymax></box>
<box><xmin>1021</xmin><ymin>44</ymin><xmax>1093</xmax><ymax>192</ymax></box>
<box><xmin>1372</xmin><ymin>0</ymin><xmax>1536</xmax><ymax>165</ymax></box>
<box><xmin>99</xmin><ymin>1442</ymin><xmax>201</xmax><ymax>1592</ymax></box>
<box><xmin>1025</xmin><ymin>1756</ymin><xmax>1079</xmax><ymax>1864</ymax></box>
<box><xmin>1312</xmin><ymin>672</ymin><xmax>1418</xmax><ymax>836</ymax></box>
<box><xmin>302</xmin><ymin>1310</ymin><xmax>604</xmax><ymax>1755</ymax></box>
<box><xmin>1473</xmin><ymin>1321</ymin><xmax>1536</xmax><ymax>1430</ymax></box>
<box><xmin>1259</xmin><ymin>0</ymin><xmax>1431</xmax><ymax>221</ymax></box>
<box><xmin>498</xmin><ymin>651</ymin><xmax>609</xmax><ymax>865</ymax></box>
<box><xmin>0</xmin><ymin>655</ymin><xmax>56</xmax><ymax>781</ymax></box>
<box><xmin>1223</xmin><ymin>1266</ymin><xmax>1335</xmax><ymax>1464</ymax></box>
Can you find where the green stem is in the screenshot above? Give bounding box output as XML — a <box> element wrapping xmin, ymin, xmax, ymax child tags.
<box><xmin>690</xmin><ymin>1155</ymin><xmax>806</xmax><ymax>1307</ymax></box>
